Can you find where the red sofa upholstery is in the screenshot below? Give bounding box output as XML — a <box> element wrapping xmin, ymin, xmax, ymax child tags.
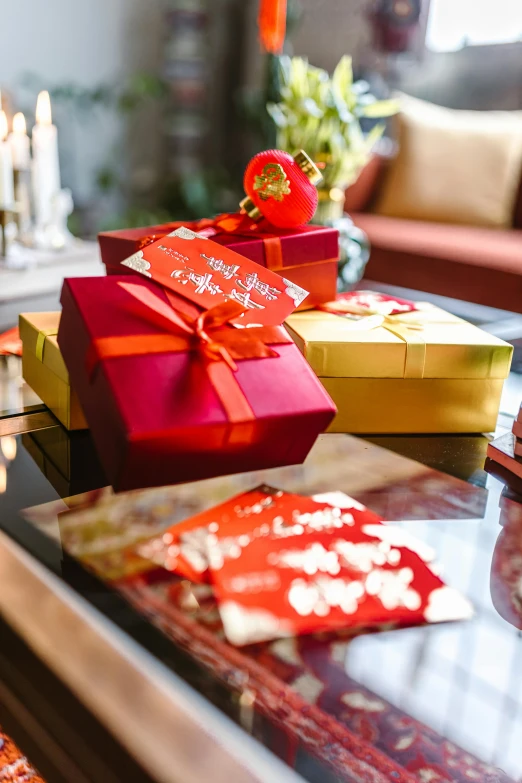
<box><xmin>346</xmin><ymin>157</ymin><xmax>522</xmax><ymax>312</ymax></box>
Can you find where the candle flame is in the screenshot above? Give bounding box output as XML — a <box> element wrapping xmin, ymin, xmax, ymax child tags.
<box><xmin>36</xmin><ymin>90</ymin><xmax>52</xmax><ymax>125</ymax></box>
<box><xmin>12</xmin><ymin>112</ymin><xmax>26</xmax><ymax>135</ymax></box>
<box><xmin>0</xmin><ymin>111</ymin><xmax>7</xmax><ymax>142</ymax></box>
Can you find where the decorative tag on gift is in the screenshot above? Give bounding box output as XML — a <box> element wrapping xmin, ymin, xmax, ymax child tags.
<box><xmin>136</xmin><ymin>484</ymin><xmax>385</xmax><ymax>584</ymax></box>
<box><xmin>120</xmin><ymin>226</ymin><xmax>308</xmax><ymax>326</ymax></box>
<box><xmin>207</xmin><ymin>523</ymin><xmax>473</xmax><ymax>646</ymax></box>
<box><xmin>318</xmin><ymin>291</ymin><xmax>419</xmax><ymax>318</ymax></box>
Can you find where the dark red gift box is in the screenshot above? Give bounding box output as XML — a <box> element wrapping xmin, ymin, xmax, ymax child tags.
<box><xmin>58</xmin><ymin>276</ymin><xmax>336</xmax><ymax>491</ymax></box>
<box><xmin>98</xmin><ymin>217</ymin><xmax>339</xmax><ymax>310</ymax></box>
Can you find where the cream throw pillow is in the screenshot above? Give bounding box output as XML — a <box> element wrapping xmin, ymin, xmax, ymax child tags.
<box><xmin>375</xmin><ymin>95</ymin><xmax>522</xmax><ymax>228</ymax></box>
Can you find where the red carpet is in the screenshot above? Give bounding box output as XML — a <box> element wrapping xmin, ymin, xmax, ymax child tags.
<box><xmin>0</xmin><ymin>727</ymin><xmax>45</xmax><ymax>782</ymax></box>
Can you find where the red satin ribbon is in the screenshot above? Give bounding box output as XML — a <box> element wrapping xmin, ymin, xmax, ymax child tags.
<box><xmin>86</xmin><ymin>281</ymin><xmax>291</xmax><ymax>425</ymax></box>
<box><xmin>136</xmin><ymin>213</ymin><xmax>285</xmax><ymax>272</ymax></box>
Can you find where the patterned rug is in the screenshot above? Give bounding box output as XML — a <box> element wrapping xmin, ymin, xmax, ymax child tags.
<box><xmin>0</xmin><ymin>727</ymin><xmax>45</xmax><ymax>782</ymax></box>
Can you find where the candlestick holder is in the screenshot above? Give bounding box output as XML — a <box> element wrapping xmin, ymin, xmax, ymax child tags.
<box><xmin>33</xmin><ymin>188</ymin><xmax>75</xmax><ymax>251</ymax></box>
<box><xmin>13</xmin><ymin>168</ymin><xmax>32</xmax><ymax>243</ymax></box>
<box><xmin>0</xmin><ymin>205</ymin><xmax>18</xmax><ymax>258</ymax></box>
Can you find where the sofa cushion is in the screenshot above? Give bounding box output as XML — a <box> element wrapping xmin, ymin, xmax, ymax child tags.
<box><xmin>344</xmin><ymin>154</ymin><xmax>386</xmax><ymax>213</ymax></box>
<box><xmin>352</xmin><ymin>212</ymin><xmax>522</xmax><ymax>312</ymax></box>
<box><xmin>374</xmin><ymin>95</ymin><xmax>522</xmax><ymax>229</ymax></box>
<box><xmin>514</xmin><ymin>172</ymin><xmax>522</xmax><ymax>229</ymax></box>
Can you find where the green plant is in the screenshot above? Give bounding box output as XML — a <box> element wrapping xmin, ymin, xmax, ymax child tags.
<box><xmin>267</xmin><ymin>56</ymin><xmax>398</xmax><ymax>189</ymax></box>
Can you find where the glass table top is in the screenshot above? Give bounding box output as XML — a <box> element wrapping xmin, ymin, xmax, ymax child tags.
<box><xmin>0</xmin><ymin>355</ymin><xmax>46</xmax><ymax>418</ymax></box>
<box><xmin>1</xmin><ymin>403</ymin><xmax>522</xmax><ymax>782</ymax></box>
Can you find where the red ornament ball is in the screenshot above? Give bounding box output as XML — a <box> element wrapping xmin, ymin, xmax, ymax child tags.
<box><xmin>241</xmin><ymin>149</ymin><xmax>322</xmax><ymax>229</ymax></box>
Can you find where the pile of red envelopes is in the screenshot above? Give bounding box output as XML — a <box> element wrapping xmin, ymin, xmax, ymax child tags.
<box><xmin>137</xmin><ymin>485</ymin><xmax>473</xmax><ymax>646</ymax></box>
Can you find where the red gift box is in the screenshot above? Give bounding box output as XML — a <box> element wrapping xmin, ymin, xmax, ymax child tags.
<box><xmin>58</xmin><ymin>276</ymin><xmax>336</xmax><ymax>491</ymax></box>
<box><xmin>98</xmin><ymin>216</ymin><xmax>339</xmax><ymax>311</ymax></box>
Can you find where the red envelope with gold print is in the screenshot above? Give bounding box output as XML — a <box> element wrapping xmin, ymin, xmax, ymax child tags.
<box><xmin>120</xmin><ymin>226</ymin><xmax>309</xmax><ymax>326</ymax></box>
<box><xmin>207</xmin><ymin>524</ymin><xmax>474</xmax><ymax>646</ymax></box>
<box><xmin>318</xmin><ymin>291</ymin><xmax>419</xmax><ymax>318</ymax></box>
<box><xmin>136</xmin><ymin>485</ymin><xmax>384</xmax><ymax>584</ymax></box>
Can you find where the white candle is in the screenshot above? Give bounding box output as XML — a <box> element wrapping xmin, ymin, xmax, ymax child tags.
<box><xmin>32</xmin><ymin>90</ymin><xmax>61</xmax><ymax>227</ymax></box>
<box><xmin>0</xmin><ymin>111</ymin><xmax>14</xmax><ymax>208</ymax></box>
<box><xmin>9</xmin><ymin>112</ymin><xmax>30</xmax><ymax>170</ymax></box>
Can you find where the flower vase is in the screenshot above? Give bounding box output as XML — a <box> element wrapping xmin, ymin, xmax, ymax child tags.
<box><xmin>312</xmin><ymin>188</ymin><xmax>370</xmax><ymax>289</ymax></box>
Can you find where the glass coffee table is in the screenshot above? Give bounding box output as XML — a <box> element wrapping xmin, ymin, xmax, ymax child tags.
<box><xmin>1</xmin><ymin>353</ymin><xmax>521</xmax><ymax>783</ymax></box>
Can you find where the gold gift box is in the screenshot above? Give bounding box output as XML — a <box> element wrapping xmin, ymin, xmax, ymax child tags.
<box><xmin>285</xmin><ymin>303</ymin><xmax>513</xmax><ymax>434</ymax></box>
<box><xmin>19</xmin><ymin>312</ymin><xmax>87</xmax><ymax>430</ymax></box>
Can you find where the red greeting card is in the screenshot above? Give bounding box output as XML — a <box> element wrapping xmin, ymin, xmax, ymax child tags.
<box><xmin>318</xmin><ymin>291</ymin><xmax>419</xmax><ymax>318</ymax></box>
<box><xmin>136</xmin><ymin>485</ymin><xmax>384</xmax><ymax>584</ymax></box>
<box><xmin>120</xmin><ymin>226</ymin><xmax>309</xmax><ymax>326</ymax></box>
<box><xmin>207</xmin><ymin>526</ymin><xmax>473</xmax><ymax>646</ymax></box>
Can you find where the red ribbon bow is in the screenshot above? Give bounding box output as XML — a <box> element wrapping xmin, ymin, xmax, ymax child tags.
<box><xmin>136</xmin><ymin>213</ymin><xmax>286</xmax><ymax>272</ymax></box>
<box><xmin>86</xmin><ymin>281</ymin><xmax>291</xmax><ymax>425</ymax></box>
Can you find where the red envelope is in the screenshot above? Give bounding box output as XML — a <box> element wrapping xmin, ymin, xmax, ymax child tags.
<box><xmin>120</xmin><ymin>226</ymin><xmax>309</xmax><ymax>326</ymax></box>
<box><xmin>318</xmin><ymin>291</ymin><xmax>419</xmax><ymax>318</ymax></box>
<box><xmin>0</xmin><ymin>326</ymin><xmax>22</xmax><ymax>356</ymax></box>
<box><xmin>207</xmin><ymin>525</ymin><xmax>473</xmax><ymax>646</ymax></box>
<box><xmin>137</xmin><ymin>485</ymin><xmax>387</xmax><ymax>583</ymax></box>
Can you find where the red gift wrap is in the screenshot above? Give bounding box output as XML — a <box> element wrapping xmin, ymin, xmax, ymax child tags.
<box><xmin>98</xmin><ymin>215</ymin><xmax>339</xmax><ymax>311</ymax></box>
<box><xmin>58</xmin><ymin>276</ymin><xmax>336</xmax><ymax>491</ymax></box>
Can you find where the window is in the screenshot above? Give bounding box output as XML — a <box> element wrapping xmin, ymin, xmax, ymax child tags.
<box><xmin>426</xmin><ymin>0</ymin><xmax>522</xmax><ymax>53</ymax></box>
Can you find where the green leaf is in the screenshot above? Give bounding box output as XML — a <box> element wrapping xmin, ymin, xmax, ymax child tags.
<box><xmin>278</xmin><ymin>55</ymin><xmax>293</xmax><ymax>87</ymax></box>
<box><xmin>300</xmin><ymin>97</ymin><xmax>324</xmax><ymax>118</ymax></box>
<box><xmin>289</xmin><ymin>57</ymin><xmax>310</xmax><ymax>100</ymax></box>
<box><xmin>267</xmin><ymin>102</ymin><xmax>290</xmax><ymax>127</ymax></box>
<box><xmin>96</xmin><ymin>166</ymin><xmax>119</xmax><ymax>192</ymax></box>
<box><xmin>329</xmin><ymin>88</ymin><xmax>353</xmax><ymax>123</ymax></box>
<box><xmin>352</xmin><ymin>80</ymin><xmax>370</xmax><ymax>95</ymax></box>
<box><xmin>356</xmin><ymin>93</ymin><xmax>378</xmax><ymax>106</ymax></box>
<box><xmin>332</xmin><ymin>55</ymin><xmax>353</xmax><ymax>96</ymax></box>
<box><xmin>128</xmin><ymin>73</ymin><xmax>167</xmax><ymax>99</ymax></box>
<box><xmin>364</xmin><ymin>123</ymin><xmax>385</xmax><ymax>153</ymax></box>
<box><xmin>358</xmin><ymin>99</ymin><xmax>399</xmax><ymax>118</ymax></box>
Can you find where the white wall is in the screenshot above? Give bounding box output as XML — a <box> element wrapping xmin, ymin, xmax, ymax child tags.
<box><xmin>0</xmin><ymin>0</ymin><xmax>164</xmax><ymax>206</ymax></box>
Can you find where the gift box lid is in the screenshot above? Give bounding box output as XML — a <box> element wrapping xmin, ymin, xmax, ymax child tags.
<box><xmin>98</xmin><ymin>221</ymin><xmax>339</xmax><ymax>271</ymax></box>
<box><xmin>285</xmin><ymin>303</ymin><xmax>513</xmax><ymax>380</ymax></box>
<box><xmin>19</xmin><ymin>312</ymin><xmax>69</xmax><ymax>384</ymax></box>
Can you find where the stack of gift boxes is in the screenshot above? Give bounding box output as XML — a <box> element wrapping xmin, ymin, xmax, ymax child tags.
<box><xmin>20</xmin><ymin>148</ymin><xmax>513</xmax><ymax>492</ymax></box>
<box><xmin>17</xmin><ymin>148</ymin><xmax>514</xmax><ymax>642</ymax></box>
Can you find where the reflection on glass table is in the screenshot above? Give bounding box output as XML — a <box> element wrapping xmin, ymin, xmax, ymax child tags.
<box><xmin>2</xmin><ymin>425</ymin><xmax>522</xmax><ymax>782</ymax></box>
<box><xmin>0</xmin><ymin>355</ymin><xmax>45</xmax><ymax>417</ymax></box>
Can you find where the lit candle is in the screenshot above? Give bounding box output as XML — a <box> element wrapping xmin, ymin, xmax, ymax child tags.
<box><xmin>32</xmin><ymin>90</ymin><xmax>61</xmax><ymax>227</ymax></box>
<box><xmin>9</xmin><ymin>112</ymin><xmax>30</xmax><ymax>170</ymax></box>
<box><xmin>0</xmin><ymin>111</ymin><xmax>14</xmax><ymax>208</ymax></box>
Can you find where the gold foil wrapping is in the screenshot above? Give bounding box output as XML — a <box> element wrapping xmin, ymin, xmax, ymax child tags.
<box><xmin>286</xmin><ymin>303</ymin><xmax>513</xmax><ymax>434</ymax></box>
<box><xmin>19</xmin><ymin>312</ymin><xmax>87</xmax><ymax>430</ymax></box>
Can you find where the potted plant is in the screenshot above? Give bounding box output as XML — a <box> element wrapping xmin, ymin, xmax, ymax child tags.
<box><xmin>267</xmin><ymin>55</ymin><xmax>398</xmax><ymax>284</ymax></box>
